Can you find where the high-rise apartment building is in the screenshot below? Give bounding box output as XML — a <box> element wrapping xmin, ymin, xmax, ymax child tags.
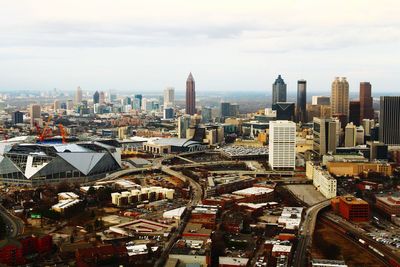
<box><xmin>75</xmin><ymin>86</ymin><xmax>82</xmax><ymax>104</ymax></box>
<box><xmin>164</xmin><ymin>87</ymin><xmax>175</xmax><ymax>108</ymax></box>
<box><xmin>296</xmin><ymin>80</ymin><xmax>307</xmax><ymax>123</ymax></box>
<box><xmin>313</xmin><ymin>117</ymin><xmax>338</xmax><ymax>155</ymax></box>
<box><xmin>53</xmin><ymin>100</ymin><xmax>61</xmax><ymax>111</ymax></box>
<box><xmin>30</xmin><ymin>104</ymin><xmax>41</xmax><ymax>126</ymax></box>
<box><xmin>269</xmin><ymin>120</ymin><xmax>296</xmax><ymax>170</ymax></box>
<box><xmin>379</xmin><ymin>96</ymin><xmax>400</xmax><ymax>145</ymax></box>
<box><xmin>331</xmin><ymin>77</ymin><xmax>349</xmax><ymax>122</ymax></box>
<box><xmin>360</xmin><ymin>82</ymin><xmax>374</xmax><ymax>121</ymax></box>
<box><xmin>272</xmin><ymin>75</ymin><xmax>287</xmax><ymax>105</ymax></box>
<box><xmin>186</xmin><ymin>73</ymin><xmax>196</xmax><ymax>115</ymax></box>
<box><xmin>66</xmin><ymin>100</ymin><xmax>74</xmax><ymax>110</ymax></box>
<box><xmin>93</xmin><ymin>91</ymin><xmax>100</xmax><ymax>104</ymax></box>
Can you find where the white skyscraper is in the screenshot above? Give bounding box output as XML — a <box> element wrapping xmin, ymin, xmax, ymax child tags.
<box><xmin>164</xmin><ymin>87</ymin><xmax>175</xmax><ymax>107</ymax></box>
<box><xmin>269</xmin><ymin>120</ymin><xmax>296</xmax><ymax>170</ymax></box>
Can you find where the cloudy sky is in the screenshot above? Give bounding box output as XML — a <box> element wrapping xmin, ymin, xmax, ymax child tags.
<box><xmin>0</xmin><ymin>0</ymin><xmax>399</xmax><ymax>94</ymax></box>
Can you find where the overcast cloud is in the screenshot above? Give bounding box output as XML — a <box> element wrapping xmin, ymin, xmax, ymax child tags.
<box><xmin>0</xmin><ymin>0</ymin><xmax>399</xmax><ymax>94</ymax></box>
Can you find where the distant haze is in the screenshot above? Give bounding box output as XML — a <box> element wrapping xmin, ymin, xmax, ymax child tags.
<box><xmin>0</xmin><ymin>0</ymin><xmax>399</xmax><ymax>93</ymax></box>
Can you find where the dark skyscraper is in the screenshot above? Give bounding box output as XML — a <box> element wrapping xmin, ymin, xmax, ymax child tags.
<box><xmin>379</xmin><ymin>96</ymin><xmax>400</xmax><ymax>145</ymax></box>
<box><xmin>272</xmin><ymin>75</ymin><xmax>287</xmax><ymax>106</ymax></box>
<box><xmin>272</xmin><ymin>102</ymin><xmax>295</xmax><ymax>121</ymax></box>
<box><xmin>360</xmin><ymin>82</ymin><xmax>374</xmax><ymax>120</ymax></box>
<box><xmin>186</xmin><ymin>72</ymin><xmax>196</xmax><ymax>115</ymax></box>
<box><xmin>220</xmin><ymin>102</ymin><xmax>231</xmax><ymax>119</ymax></box>
<box><xmin>93</xmin><ymin>91</ymin><xmax>100</xmax><ymax>104</ymax></box>
<box><xmin>349</xmin><ymin>101</ymin><xmax>361</xmax><ymax>126</ymax></box>
<box><xmin>12</xmin><ymin>111</ymin><xmax>23</xmax><ymax>125</ymax></box>
<box><xmin>296</xmin><ymin>80</ymin><xmax>307</xmax><ymax>123</ymax></box>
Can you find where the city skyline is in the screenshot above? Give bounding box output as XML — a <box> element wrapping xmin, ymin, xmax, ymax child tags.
<box><xmin>0</xmin><ymin>1</ymin><xmax>399</xmax><ymax>92</ymax></box>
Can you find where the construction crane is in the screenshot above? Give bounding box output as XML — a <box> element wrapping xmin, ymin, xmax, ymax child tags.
<box><xmin>35</xmin><ymin>115</ymin><xmax>68</xmax><ymax>144</ymax></box>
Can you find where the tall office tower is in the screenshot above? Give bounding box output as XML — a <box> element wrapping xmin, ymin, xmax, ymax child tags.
<box><xmin>356</xmin><ymin>126</ymin><xmax>365</xmax><ymax>145</ymax></box>
<box><xmin>360</xmin><ymin>82</ymin><xmax>374</xmax><ymax>120</ymax></box>
<box><xmin>320</xmin><ymin>106</ymin><xmax>332</xmax><ymax>119</ymax></box>
<box><xmin>230</xmin><ymin>104</ymin><xmax>240</xmax><ymax>117</ymax></box>
<box><xmin>30</xmin><ymin>104</ymin><xmax>41</xmax><ymax>126</ymax></box>
<box><xmin>379</xmin><ymin>96</ymin><xmax>400</xmax><ymax>145</ymax></box>
<box><xmin>220</xmin><ymin>102</ymin><xmax>231</xmax><ymax>119</ymax></box>
<box><xmin>93</xmin><ymin>91</ymin><xmax>100</xmax><ymax>104</ymax></box>
<box><xmin>312</xmin><ymin>96</ymin><xmax>330</xmax><ymax>105</ymax></box>
<box><xmin>331</xmin><ymin>77</ymin><xmax>349</xmax><ymax>122</ymax></box>
<box><xmin>201</xmin><ymin>107</ymin><xmax>212</xmax><ymax>123</ymax></box>
<box><xmin>134</xmin><ymin>94</ymin><xmax>143</xmax><ymax>109</ymax></box>
<box><xmin>66</xmin><ymin>99</ymin><xmax>74</xmax><ymax>110</ymax></box>
<box><xmin>163</xmin><ymin>107</ymin><xmax>174</xmax><ymax>119</ymax></box>
<box><xmin>53</xmin><ymin>100</ymin><xmax>61</xmax><ymax>111</ymax></box>
<box><xmin>269</xmin><ymin>120</ymin><xmax>296</xmax><ymax>170</ymax></box>
<box><xmin>344</xmin><ymin>123</ymin><xmax>357</xmax><ymax>147</ymax></box>
<box><xmin>349</xmin><ymin>101</ymin><xmax>361</xmax><ymax>125</ymax></box>
<box><xmin>362</xmin><ymin>119</ymin><xmax>375</xmax><ymax>137</ymax></box>
<box><xmin>186</xmin><ymin>73</ymin><xmax>196</xmax><ymax>115</ymax></box>
<box><xmin>306</xmin><ymin>104</ymin><xmax>321</xmax><ymax>122</ymax></box>
<box><xmin>178</xmin><ymin>115</ymin><xmax>192</xmax><ymax>138</ymax></box>
<box><xmin>296</xmin><ymin>80</ymin><xmax>307</xmax><ymax>123</ymax></box>
<box><xmin>12</xmin><ymin>111</ymin><xmax>23</xmax><ymax>125</ymax></box>
<box><xmin>75</xmin><ymin>86</ymin><xmax>83</xmax><ymax>104</ymax></box>
<box><xmin>313</xmin><ymin>117</ymin><xmax>338</xmax><ymax>155</ymax></box>
<box><xmin>272</xmin><ymin>102</ymin><xmax>295</xmax><ymax>121</ymax></box>
<box><xmin>272</xmin><ymin>75</ymin><xmax>287</xmax><ymax>105</ymax></box>
<box><xmin>99</xmin><ymin>91</ymin><xmax>106</xmax><ymax>104</ymax></box>
<box><xmin>164</xmin><ymin>87</ymin><xmax>175</xmax><ymax>107</ymax></box>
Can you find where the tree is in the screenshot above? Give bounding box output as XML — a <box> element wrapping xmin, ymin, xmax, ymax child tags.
<box><xmin>96</xmin><ymin>187</ymin><xmax>112</xmax><ymax>202</ymax></box>
<box><xmin>57</xmin><ymin>181</ymin><xmax>71</xmax><ymax>193</ymax></box>
<box><xmin>0</xmin><ymin>217</ymin><xmax>7</xmax><ymax>240</ymax></box>
<box><xmin>87</xmin><ymin>186</ymin><xmax>96</xmax><ymax>196</ymax></box>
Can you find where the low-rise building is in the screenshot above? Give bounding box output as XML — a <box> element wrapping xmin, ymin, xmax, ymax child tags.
<box><xmin>278</xmin><ymin>207</ymin><xmax>303</xmax><ymax>230</ymax></box>
<box><xmin>219</xmin><ymin>257</ymin><xmax>249</xmax><ymax>267</ymax></box>
<box><xmin>376</xmin><ymin>195</ymin><xmax>400</xmax><ymax>216</ymax></box>
<box><xmin>331</xmin><ymin>195</ymin><xmax>370</xmax><ymax>222</ymax></box>
<box><xmin>312</xmin><ymin>167</ymin><xmax>337</xmax><ymax>199</ymax></box>
<box><xmin>326</xmin><ymin>161</ymin><xmax>393</xmax><ymax>177</ymax></box>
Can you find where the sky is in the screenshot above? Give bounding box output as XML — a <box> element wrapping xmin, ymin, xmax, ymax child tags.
<box><xmin>0</xmin><ymin>0</ymin><xmax>399</xmax><ymax>94</ymax></box>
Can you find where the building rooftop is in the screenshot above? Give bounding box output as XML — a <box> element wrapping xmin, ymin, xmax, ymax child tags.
<box><xmin>219</xmin><ymin>257</ymin><xmax>249</xmax><ymax>266</ymax></box>
<box><xmin>232</xmin><ymin>187</ymin><xmax>274</xmax><ymax>196</ymax></box>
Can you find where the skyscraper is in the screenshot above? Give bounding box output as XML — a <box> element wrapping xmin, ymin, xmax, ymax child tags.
<box><xmin>296</xmin><ymin>80</ymin><xmax>307</xmax><ymax>123</ymax></box>
<box><xmin>99</xmin><ymin>91</ymin><xmax>106</xmax><ymax>104</ymax></box>
<box><xmin>186</xmin><ymin>73</ymin><xmax>196</xmax><ymax>115</ymax></box>
<box><xmin>349</xmin><ymin>101</ymin><xmax>361</xmax><ymax>126</ymax></box>
<box><xmin>12</xmin><ymin>111</ymin><xmax>23</xmax><ymax>125</ymax></box>
<box><xmin>164</xmin><ymin>87</ymin><xmax>175</xmax><ymax>108</ymax></box>
<box><xmin>272</xmin><ymin>75</ymin><xmax>287</xmax><ymax>105</ymax></box>
<box><xmin>220</xmin><ymin>102</ymin><xmax>231</xmax><ymax>119</ymax></box>
<box><xmin>360</xmin><ymin>82</ymin><xmax>374</xmax><ymax>121</ymax></box>
<box><xmin>201</xmin><ymin>107</ymin><xmax>212</xmax><ymax>123</ymax></box>
<box><xmin>272</xmin><ymin>102</ymin><xmax>295</xmax><ymax>121</ymax></box>
<box><xmin>331</xmin><ymin>77</ymin><xmax>349</xmax><ymax>122</ymax></box>
<box><xmin>178</xmin><ymin>115</ymin><xmax>192</xmax><ymax>138</ymax></box>
<box><xmin>134</xmin><ymin>94</ymin><xmax>143</xmax><ymax>109</ymax></box>
<box><xmin>379</xmin><ymin>96</ymin><xmax>400</xmax><ymax>145</ymax></box>
<box><xmin>30</xmin><ymin>104</ymin><xmax>41</xmax><ymax>126</ymax></box>
<box><xmin>75</xmin><ymin>86</ymin><xmax>82</xmax><ymax>104</ymax></box>
<box><xmin>312</xmin><ymin>96</ymin><xmax>330</xmax><ymax>105</ymax></box>
<box><xmin>93</xmin><ymin>91</ymin><xmax>100</xmax><ymax>104</ymax></box>
<box><xmin>344</xmin><ymin>123</ymin><xmax>356</xmax><ymax>147</ymax></box>
<box><xmin>269</xmin><ymin>120</ymin><xmax>296</xmax><ymax>170</ymax></box>
<box><xmin>313</xmin><ymin>117</ymin><xmax>338</xmax><ymax>155</ymax></box>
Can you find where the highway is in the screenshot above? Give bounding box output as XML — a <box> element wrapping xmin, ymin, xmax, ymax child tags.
<box><xmin>291</xmin><ymin>200</ymin><xmax>331</xmax><ymax>267</ymax></box>
<box><xmin>0</xmin><ymin>204</ymin><xmax>24</xmax><ymax>238</ymax></box>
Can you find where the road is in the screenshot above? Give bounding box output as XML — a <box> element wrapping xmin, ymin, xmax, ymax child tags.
<box><xmin>0</xmin><ymin>204</ymin><xmax>24</xmax><ymax>238</ymax></box>
<box><xmin>323</xmin><ymin>212</ymin><xmax>400</xmax><ymax>265</ymax></box>
<box><xmin>292</xmin><ymin>200</ymin><xmax>331</xmax><ymax>267</ymax></box>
